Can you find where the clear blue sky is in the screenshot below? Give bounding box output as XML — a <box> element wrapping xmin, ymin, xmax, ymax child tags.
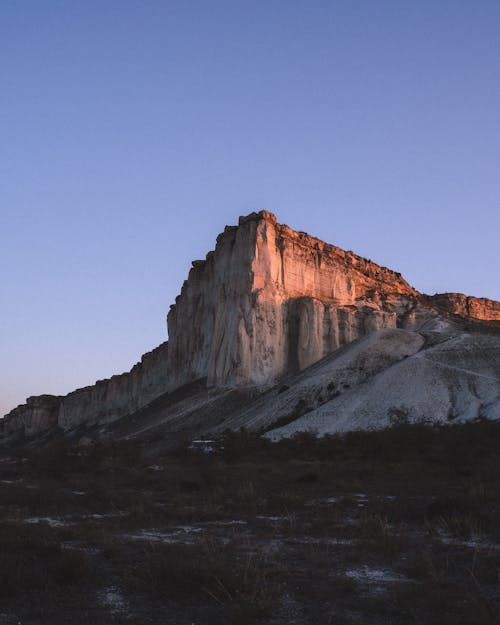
<box><xmin>1</xmin><ymin>1</ymin><xmax>499</xmax><ymax>416</ymax></box>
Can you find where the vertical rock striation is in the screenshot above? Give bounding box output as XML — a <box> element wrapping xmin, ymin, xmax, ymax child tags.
<box><xmin>2</xmin><ymin>210</ymin><xmax>499</xmax><ymax>437</ymax></box>
<box><xmin>167</xmin><ymin>211</ymin><xmax>417</xmax><ymax>389</ymax></box>
<box><xmin>57</xmin><ymin>341</ymin><xmax>169</xmax><ymax>430</ymax></box>
<box><xmin>1</xmin><ymin>342</ymin><xmax>169</xmax><ymax>437</ymax></box>
<box><xmin>1</xmin><ymin>395</ymin><xmax>61</xmax><ymax>438</ymax></box>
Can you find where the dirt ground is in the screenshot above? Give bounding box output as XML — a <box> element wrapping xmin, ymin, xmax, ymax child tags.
<box><xmin>1</xmin><ymin>422</ymin><xmax>500</xmax><ymax>625</ymax></box>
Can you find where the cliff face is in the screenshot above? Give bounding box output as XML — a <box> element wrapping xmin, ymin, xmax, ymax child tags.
<box><xmin>167</xmin><ymin>211</ymin><xmax>417</xmax><ymax>390</ymax></box>
<box><xmin>2</xmin><ymin>210</ymin><xmax>499</xmax><ymax>438</ymax></box>
<box><xmin>166</xmin><ymin>217</ymin><xmax>257</xmax><ymax>391</ymax></box>
<box><xmin>2</xmin><ymin>395</ymin><xmax>61</xmax><ymax>438</ymax></box>
<box><xmin>58</xmin><ymin>341</ymin><xmax>169</xmax><ymax>430</ymax></box>
<box><xmin>1</xmin><ymin>342</ymin><xmax>169</xmax><ymax>438</ymax></box>
<box><xmin>423</xmin><ymin>293</ymin><xmax>500</xmax><ymax>324</ymax></box>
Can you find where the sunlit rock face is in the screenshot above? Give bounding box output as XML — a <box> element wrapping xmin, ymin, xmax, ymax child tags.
<box><xmin>423</xmin><ymin>293</ymin><xmax>500</xmax><ymax>323</ymax></box>
<box><xmin>2</xmin><ymin>210</ymin><xmax>499</xmax><ymax>437</ymax></box>
<box><xmin>167</xmin><ymin>211</ymin><xmax>417</xmax><ymax>389</ymax></box>
<box><xmin>166</xmin><ymin>218</ymin><xmax>258</xmax><ymax>390</ymax></box>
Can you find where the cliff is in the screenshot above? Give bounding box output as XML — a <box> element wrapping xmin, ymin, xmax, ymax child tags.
<box><xmin>423</xmin><ymin>293</ymin><xmax>500</xmax><ymax>324</ymax></box>
<box><xmin>2</xmin><ymin>210</ymin><xmax>499</xmax><ymax>438</ymax></box>
<box><xmin>167</xmin><ymin>211</ymin><xmax>417</xmax><ymax>390</ymax></box>
<box><xmin>1</xmin><ymin>341</ymin><xmax>169</xmax><ymax>437</ymax></box>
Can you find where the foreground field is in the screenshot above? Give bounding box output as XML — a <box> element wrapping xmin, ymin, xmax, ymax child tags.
<box><xmin>1</xmin><ymin>422</ymin><xmax>500</xmax><ymax>625</ymax></box>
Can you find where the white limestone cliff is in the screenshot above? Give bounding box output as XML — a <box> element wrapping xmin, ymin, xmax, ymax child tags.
<box><xmin>167</xmin><ymin>211</ymin><xmax>418</xmax><ymax>391</ymax></box>
<box><xmin>2</xmin><ymin>210</ymin><xmax>499</xmax><ymax>438</ymax></box>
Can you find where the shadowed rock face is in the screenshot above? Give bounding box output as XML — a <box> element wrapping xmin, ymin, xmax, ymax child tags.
<box><xmin>2</xmin><ymin>395</ymin><xmax>61</xmax><ymax>438</ymax></box>
<box><xmin>57</xmin><ymin>341</ymin><xmax>169</xmax><ymax>431</ymax></box>
<box><xmin>2</xmin><ymin>211</ymin><xmax>499</xmax><ymax>438</ymax></box>
<box><xmin>2</xmin><ymin>341</ymin><xmax>169</xmax><ymax>437</ymax></box>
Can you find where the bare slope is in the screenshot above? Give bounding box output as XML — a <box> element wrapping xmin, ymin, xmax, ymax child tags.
<box><xmin>98</xmin><ymin>324</ymin><xmax>499</xmax><ymax>445</ymax></box>
<box><xmin>264</xmin><ymin>331</ymin><xmax>500</xmax><ymax>439</ymax></box>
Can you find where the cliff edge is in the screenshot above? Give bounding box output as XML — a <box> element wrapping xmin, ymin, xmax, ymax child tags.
<box><xmin>2</xmin><ymin>210</ymin><xmax>499</xmax><ymax>439</ymax></box>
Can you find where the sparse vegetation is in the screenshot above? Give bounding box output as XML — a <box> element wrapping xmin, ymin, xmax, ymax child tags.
<box><xmin>1</xmin><ymin>421</ymin><xmax>500</xmax><ymax>624</ymax></box>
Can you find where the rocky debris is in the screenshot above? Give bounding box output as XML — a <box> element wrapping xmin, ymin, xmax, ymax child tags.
<box><xmin>2</xmin><ymin>211</ymin><xmax>500</xmax><ymax>439</ymax></box>
<box><xmin>209</xmin><ymin>328</ymin><xmax>426</xmax><ymax>434</ymax></box>
<box><xmin>263</xmin><ymin>332</ymin><xmax>500</xmax><ymax>439</ymax></box>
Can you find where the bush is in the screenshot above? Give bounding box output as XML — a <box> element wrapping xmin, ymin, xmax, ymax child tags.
<box><xmin>0</xmin><ymin>522</ymin><xmax>95</xmax><ymax>598</ymax></box>
<box><xmin>122</xmin><ymin>539</ymin><xmax>283</xmax><ymax>623</ymax></box>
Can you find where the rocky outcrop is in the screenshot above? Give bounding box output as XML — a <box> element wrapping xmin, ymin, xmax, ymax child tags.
<box><xmin>1</xmin><ymin>342</ymin><xmax>169</xmax><ymax>438</ymax></box>
<box><xmin>58</xmin><ymin>341</ymin><xmax>169</xmax><ymax>430</ymax></box>
<box><xmin>2</xmin><ymin>210</ymin><xmax>499</xmax><ymax>439</ymax></box>
<box><xmin>1</xmin><ymin>395</ymin><xmax>61</xmax><ymax>438</ymax></box>
<box><xmin>424</xmin><ymin>293</ymin><xmax>500</xmax><ymax>324</ymax></box>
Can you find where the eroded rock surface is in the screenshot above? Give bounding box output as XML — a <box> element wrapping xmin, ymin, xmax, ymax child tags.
<box><xmin>2</xmin><ymin>395</ymin><xmax>61</xmax><ymax>438</ymax></box>
<box><xmin>2</xmin><ymin>211</ymin><xmax>499</xmax><ymax>438</ymax></box>
<box><xmin>167</xmin><ymin>211</ymin><xmax>417</xmax><ymax>390</ymax></box>
<box><xmin>1</xmin><ymin>342</ymin><xmax>169</xmax><ymax>438</ymax></box>
<box><xmin>58</xmin><ymin>341</ymin><xmax>169</xmax><ymax>431</ymax></box>
<box><xmin>423</xmin><ymin>293</ymin><xmax>500</xmax><ymax>324</ymax></box>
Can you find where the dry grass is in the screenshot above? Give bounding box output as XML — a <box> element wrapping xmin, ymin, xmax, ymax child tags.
<box><xmin>1</xmin><ymin>421</ymin><xmax>500</xmax><ymax>624</ymax></box>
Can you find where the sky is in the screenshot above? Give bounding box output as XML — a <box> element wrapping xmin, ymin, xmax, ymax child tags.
<box><xmin>1</xmin><ymin>1</ymin><xmax>499</xmax><ymax>416</ymax></box>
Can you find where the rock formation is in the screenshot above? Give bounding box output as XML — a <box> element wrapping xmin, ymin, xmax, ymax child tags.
<box><xmin>167</xmin><ymin>211</ymin><xmax>417</xmax><ymax>390</ymax></box>
<box><xmin>2</xmin><ymin>210</ymin><xmax>499</xmax><ymax>439</ymax></box>
<box><xmin>1</xmin><ymin>342</ymin><xmax>169</xmax><ymax>437</ymax></box>
<box><xmin>423</xmin><ymin>293</ymin><xmax>500</xmax><ymax>324</ymax></box>
<box><xmin>218</xmin><ymin>329</ymin><xmax>500</xmax><ymax>440</ymax></box>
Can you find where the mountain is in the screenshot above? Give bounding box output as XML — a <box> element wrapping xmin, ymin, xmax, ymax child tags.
<box><xmin>2</xmin><ymin>211</ymin><xmax>499</xmax><ymax>441</ymax></box>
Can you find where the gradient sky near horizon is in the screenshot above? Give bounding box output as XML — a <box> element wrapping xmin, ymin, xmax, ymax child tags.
<box><xmin>1</xmin><ymin>1</ymin><xmax>499</xmax><ymax>416</ymax></box>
